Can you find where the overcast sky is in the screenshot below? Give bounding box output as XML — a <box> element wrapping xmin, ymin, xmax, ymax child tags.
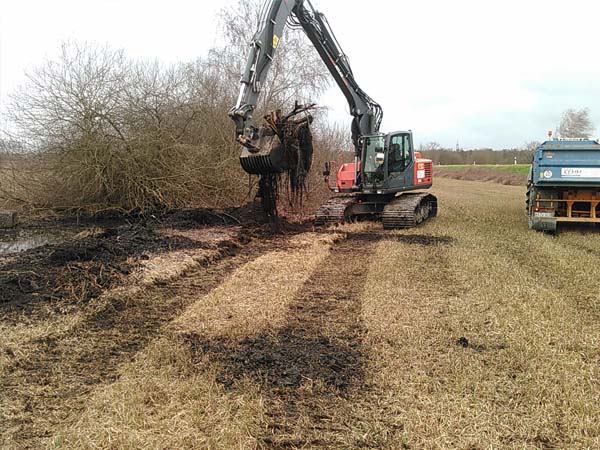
<box><xmin>1</xmin><ymin>0</ymin><xmax>599</xmax><ymax>149</ymax></box>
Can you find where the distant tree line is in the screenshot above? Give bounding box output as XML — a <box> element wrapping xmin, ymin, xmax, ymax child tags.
<box><xmin>418</xmin><ymin>145</ymin><xmax>536</xmax><ymax>166</ymax></box>
<box><xmin>419</xmin><ymin>108</ymin><xmax>597</xmax><ymax>166</ymax></box>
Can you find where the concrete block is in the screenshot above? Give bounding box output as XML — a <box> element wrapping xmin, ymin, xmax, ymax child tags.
<box><xmin>0</xmin><ymin>210</ymin><xmax>18</xmax><ymax>228</ymax></box>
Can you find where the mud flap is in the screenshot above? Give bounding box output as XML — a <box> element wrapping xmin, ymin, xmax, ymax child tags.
<box><xmin>529</xmin><ymin>216</ymin><xmax>557</xmax><ymax>232</ymax></box>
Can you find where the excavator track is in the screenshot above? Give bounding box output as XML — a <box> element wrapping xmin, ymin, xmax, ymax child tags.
<box><xmin>382</xmin><ymin>193</ymin><xmax>438</xmax><ymax>229</ymax></box>
<box><xmin>314</xmin><ymin>195</ymin><xmax>358</xmax><ymax>226</ymax></box>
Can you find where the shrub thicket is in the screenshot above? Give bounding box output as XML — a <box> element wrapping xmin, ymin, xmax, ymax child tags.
<box><xmin>0</xmin><ymin>36</ymin><xmax>343</xmax><ymax>215</ymax></box>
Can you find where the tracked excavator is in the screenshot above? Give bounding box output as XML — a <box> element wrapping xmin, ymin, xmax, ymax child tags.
<box><xmin>228</xmin><ymin>0</ymin><xmax>437</xmax><ymax>228</ymax></box>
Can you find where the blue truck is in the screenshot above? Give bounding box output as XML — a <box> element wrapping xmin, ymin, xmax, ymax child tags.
<box><xmin>527</xmin><ymin>139</ymin><xmax>600</xmax><ymax>231</ymax></box>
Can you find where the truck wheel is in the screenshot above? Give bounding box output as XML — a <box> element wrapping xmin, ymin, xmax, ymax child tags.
<box><xmin>526</xmin><ymin>185</ymin><xmax>536</xmax><ymax>229</ymax></box>
<box><xmin>525</xmin><ymin>183</ymin><xmax>533</xmax><ymax>214</ymax></box>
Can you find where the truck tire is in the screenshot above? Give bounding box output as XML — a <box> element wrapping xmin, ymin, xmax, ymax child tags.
<box><xmin>525</xmin><ymin>183</ymin><xmax>533</xmax><ymax>214</ymax></box>
<box><xmin>526</xmin><ymin>184</ymin><xmax>538</xmax><ymax>230</ymax></box>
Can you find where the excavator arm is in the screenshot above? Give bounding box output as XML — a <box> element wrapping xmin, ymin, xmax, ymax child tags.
<box><xmin>292</xmin><ymin>2</ymin><xmax>382</xmax><ymax>153</ymax></box>
<box><xmin>228</xmin><ymin>0</ymin><xmax>295</xmax><ymax>144</ymax></box>
<box><xmin>228</xmin><ymin>0</ymin><xmax>382</xmax><ymax>160</ymax></box>
<box><xmin>228</xmin><ymin>0</ymin><xmax>438</xmax><ymax>229</ymax></box>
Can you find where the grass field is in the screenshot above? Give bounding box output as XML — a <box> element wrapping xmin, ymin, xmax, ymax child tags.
<box><xmin>2</xmin><ymin>178</ymin><xmax>600</xmax><ymax>449</ymax></box>
<box><xmin>437</xmin><ymin>164</ymin><xmax>531</xmax><ymax>175</ymax></box>
<box><xmin>434</xmin><ymin>165</ymin><xmax>529</xmax><ymax>185</ymax></box>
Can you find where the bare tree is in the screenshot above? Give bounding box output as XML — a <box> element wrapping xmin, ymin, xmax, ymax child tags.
<box><xmin>4</xmin><ymin>41</ymin><xmax>250</xmax><ymax>213</ymax></box>
<box><xmin>523</xmin><ymin>141</ymin><xmax>541</xmax><ymax>151</ymax></box>
<box><xmin>557</xmin><ymin>108</ymin><xmax>595</xmax><ymax>139</ymax></box>
<box><xmin>419</xmin><ymin>142</ymin><xmax>442</xmax><ymax>151</ymax></box>
<box><xmin>8</xmin><ymin>41</ymin><xmax>128</xmax><ymax>151</ymax></box>
<box><xmin>2</xmin><ymin>1</ymin><xmax>338</xmax><ymax>215</ymax></box>
<box><xmin>217</xmin><ymin>0</ymin><xmax>330</xmax><ymax>114</ymax></box>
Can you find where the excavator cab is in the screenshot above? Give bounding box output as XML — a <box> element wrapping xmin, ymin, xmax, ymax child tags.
<box><xmin>324</xmin><ymin>131</ymin><xmax>433</xmax><ymax>195</ymax></box>
<box><xmin>359</xmin><ymin>131</ymin><xmax>433</xmax><ymax>194</ymax></box>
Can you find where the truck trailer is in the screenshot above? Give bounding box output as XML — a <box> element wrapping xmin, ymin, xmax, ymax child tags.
<box><xmin>527</xmin><ymin>139</ymin><xmax>600</xmax><ymax>231</ymax></box>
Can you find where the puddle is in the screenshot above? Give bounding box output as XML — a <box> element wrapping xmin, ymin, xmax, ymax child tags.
<box><xmin>0</xmin><ymin>228</ymin><xmax>75</xmax><ymax>255</ymax></box>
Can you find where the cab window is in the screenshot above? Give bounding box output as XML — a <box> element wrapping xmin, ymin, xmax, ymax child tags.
<box><xmin>388</xmin><ymin>134</ymin><xmax>412</xmax><ymax>173</ymax></box>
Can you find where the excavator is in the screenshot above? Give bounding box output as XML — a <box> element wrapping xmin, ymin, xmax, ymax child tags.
<box><xmin>228</xmin><ymin>0</ymin><xmax>437</xmax><ymax>228</ymax></box>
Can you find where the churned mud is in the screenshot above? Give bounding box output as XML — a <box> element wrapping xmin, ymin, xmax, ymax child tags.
<box><xmin>0</xmin><ymin>207</ymin><xmax>307</xmax><ymax>449</ymax></box>
<box><xmin>180</xmin><ymin>231</ymin><xmax>376</xmax><ymax>448</ymax></box>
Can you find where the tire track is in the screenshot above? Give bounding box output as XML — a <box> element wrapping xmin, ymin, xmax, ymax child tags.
<box><xmin>0</xmin><ymin>234</ymin><xmax>280</xmax><ymax>450</ymax></box>
<box><xmin>183</xmin><ymin>230</ymin><xmax>451</xmax><ymax>449</ymax></box>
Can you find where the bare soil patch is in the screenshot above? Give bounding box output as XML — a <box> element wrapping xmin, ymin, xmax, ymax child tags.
<box><xmin>0</xmin><ymin>203</ymin><xmax>301</xmax><ymax>318</ymax></box>
<box><xmin>346</xmin><ymin>231</ymin><xmax>453</xmax><ymax>245</ymax></box>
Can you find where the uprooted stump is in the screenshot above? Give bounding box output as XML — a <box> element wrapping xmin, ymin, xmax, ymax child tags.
<box><xmin>255</xmin><ymin>103</ymin><xmax>315</xmax><ymax>217</ymax></box>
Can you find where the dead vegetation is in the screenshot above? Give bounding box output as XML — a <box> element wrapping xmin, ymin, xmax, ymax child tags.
<box><xmin>0</xmin><ymin>214</ymin><xmax>297</xmax><ymax>450</ymax></box>
<box><xmin>1</xmin><ymin>42</ymin><xmax>252</xmax><ymax>214</ymax></box>
<box><xmin>0</xmin><ymin>15</ymin><xmax>342</xmax><ymax>218</ymax></box>
<box><xmin>49</xmin><ymin>230</ymin><xmax>345</xmax><ymax>449</ymax></box>
<box><xmin>3</xmin><ymin>183</ymin><xmax>600</xmax><ymax>450</ymax></box>
<box><xmin>1</xmin><ymin>179</ymin><xmax>595</xmax><ymax>450</ymax></box>
<box><xmin>359</xmin><ymin>179</ymin><xmax>600</xmax><ymax>449</ymax></box>
<box><xmin>0</xmin><ymin>1</ymin><xmax>348</xmax><ymax>225</ymax></box>
<box><xmin>171</xmin><ymin>232</ymin><xmax>341</xmax><ymax>339</ymax></box>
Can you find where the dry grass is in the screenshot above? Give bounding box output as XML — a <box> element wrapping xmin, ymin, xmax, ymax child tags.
<box><xmin>134</xmin><ymin>228</ymin><xmax>239</xmax><ymax>285</ymax></box>
<box><xmin>51</xmin><ymin>336</ymin><xmax>268</xmax><ymax>450</ymax></box>
<box><xmin>7</xmin><ymin>179</ymin><xmax>600</xmax><ymax>449</ymax></box>
<box><xmin>359</xmin><ymin>178</ymin><xmax>600</xmax><ymax>449</ymax></box>
<box><xmin>0</xmin><ymin>227</ymin><xmax>236</xmax><ymax>366</ymax></box>
<box><xmin>170</xmin><ymin>232</ymin><xmax>341</xmax><ymax>339</ymax></box>
<box><xmin>50</xmin><ymin>231</ymin><xmax>342</xmax><ymax>449</ymax></box>
<box><xmin>0</xmin><ymin>227</ymin><xmax>247</xmax><ymax>450</ymax></box>
<box><xmin>434</xmin><ymin>167</ymin><xmax>527</xmax><ymax>186</ymax></box>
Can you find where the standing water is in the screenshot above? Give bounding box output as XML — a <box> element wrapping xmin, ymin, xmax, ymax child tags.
<box><xmin>0</xmin><ymin>228</ymin><xmax>76</xmax><ymax>255</ymax></box>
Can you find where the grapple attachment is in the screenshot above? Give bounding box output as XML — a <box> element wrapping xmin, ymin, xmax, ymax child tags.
<box><xmin>238</xmin><ymin>104</ymin><xmax>315</xmax><ymax>176</ymax></box>
<box><xmin>237</xmin><ymin>104</ymin><xmax>315</xmax><ymax>216</ymax></box>
<box><xmin>239</xmin><ymin>127</ymin><xmax>288</xmax><ymax>175</ymax></box>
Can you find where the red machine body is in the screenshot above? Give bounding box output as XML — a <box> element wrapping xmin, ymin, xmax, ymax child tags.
<box><xmin>326</xmin><ymin>152</ymin><xmax>433</xmax><ymax>193</ymax></box>
<box><xmin>413</xmin><ymin>152</ymin><xmax>434</xmax><ymax>186</ymax></box>
<box><xmin>326</xmin><ymin>161</ymin><xmax>360</xmax><ymax>192</ymax></box>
